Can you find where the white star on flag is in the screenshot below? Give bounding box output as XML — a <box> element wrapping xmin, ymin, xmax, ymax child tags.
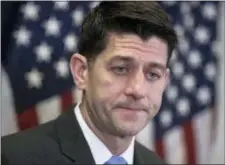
<box><xmin>182</xmin><ymin>74</ymin><xmax>196</xmax><ymax>92</ymax></box>
<box><xmin>25</xmin><ymin>68</ymin><xmax>44</xmax><ymax>89</ymax></box>
<box><xmin>21</xmin><ymin>2</ymin><xmax>40</xmax><ymax>21</ymax></box>
<box><xmin>174</xmin><ymin>24</ymin><xmax>185</xmax><ymax>37</ymax></box>
<box><xmin>195</xmin><ymin>26</ymin><xmax>210</xmax><ymax>44</ymax></box>
<box><xmin>54</xmin><ymin>59</ymin><xmax>69</xmax><ymax>78</ymax></box>
<box><xmin>188</xmin><ymin>50</ymin><xmax>202</xmax><ymax>68</ymax></box>
<box><xmin>197</xmin><ymin>86</ymin><xmax>211</xmax><ymax>105</ymax></box>
<box><xmin>34</xmin><ymin>42</ymin><xmax>52</xmax><ymax>62</ymax></box>
<box><xmin>64</xmin><ymin>33</ymin><xmax>77</xmax><ymax>52</ymax></box>
<box><xmin>205</xmin><ymin>63</ymin><xmax>216</xmax><ymax>80</ymax></box>
<box><xmin>160</xmin><ymin>110</ymin><xmax>173</xmax><ymax>127</ymax></box>
<box><xmin>202</xmin><ymin>3</ymin><xmax>217</xmax><ymax>20</ymax></box>
<box><xmin>176</xmin><ymin>98</ymin><xmax>190</xmax><ymax>116</ymax></box>
<box><xmin>172</xmin><ymin>62</ymin><xmax>184</xmax><ymax>78</ymax></box>
<box><xmin>72</xmin><ymin>7</ymin><xmax>84</xmax><ymax>26</ymax></box>
<box><xmin>54</xmin><ymin>1</ymin><xmax>69</xmax><ymax>11</ymax></box>
<box><xmin>178</xmin><ymin>37</ymin><xmax>190</xmax><ymax>54</ymax></box>
<box><xmin>166</xmin><ymin>85</ymin><xmax>178</xmax><ymax>102</ymax></box>
<box><xmin>43</xmin><ymin>17</ymin><xmax>61</xmax><ymax>37</ymax></box>
<box><xmin>183</xmin><ymin>14</ymin><xmax>194</xmax><ymax>30</ymax></box>
<box><xmin>13</xmin><ymin>26</ymin><xmax>31</xmax><ymax>46</ymax></box>
<box><xmin>180</xmin><ymin>2</ymin><xmax>191</xmax><ymax>14</ymax></box>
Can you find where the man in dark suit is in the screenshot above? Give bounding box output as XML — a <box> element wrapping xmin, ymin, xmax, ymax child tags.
<box><xmin>2</xmin><ymin>1</ymin><xmax>177</xmax><ymax>164</ymax></box>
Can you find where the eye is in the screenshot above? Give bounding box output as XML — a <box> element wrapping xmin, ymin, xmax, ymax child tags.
<box><xmin>112</xmin><ymin>66</ymin><xmax>129</xmax><ymax>75</ymax></box>
<box><xmin>146</xmin><ymin>72</ymin><xmax>161</xmax><ymax>81</ymax></box>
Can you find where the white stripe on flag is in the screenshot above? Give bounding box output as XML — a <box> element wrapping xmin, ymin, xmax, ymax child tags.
<box><xmin>209</xmin><ymin>2</ymin><xmax>225</xmax><ymax>164</ymax></box>
<box><xmin>36</xmin><ymin>95</ymin><xmax>61</xmax><ymax>124</ymax></box>
<box><xmin>136</xmin><ymin>121</ymin><xmax>155</xmax><ymax>151</ymax></box>
<box><xmin>192</xmin><ymin>109</ymin><xmax>212</xmax><ymax>164</ymax></box>
<box><xmin>1</xmin><ymin>66</ymin><xmax>19</xmax><ymax>136</ymax></box>
<box><xmin>164</xmin><ymin>126</ymin><xmax>186</xmax><ymax>164</ymax></box>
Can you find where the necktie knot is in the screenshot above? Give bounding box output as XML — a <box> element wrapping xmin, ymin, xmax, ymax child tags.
<box><xmin>104</xmin><ymin>156</ymin><xmax>127</xmax><ymax>164</ymax></box>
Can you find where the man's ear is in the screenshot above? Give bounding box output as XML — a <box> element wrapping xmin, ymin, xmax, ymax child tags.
<box><xmin>70</xmin><ymin>53</ymin><xmax>88</xmax><ymax>90</ymax></box>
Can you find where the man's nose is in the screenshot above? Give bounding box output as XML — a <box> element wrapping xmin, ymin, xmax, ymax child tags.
<box><xmin>124</xmin><ymin>70</ymin><xmax>147</xmax><ymax>100</ymax></box>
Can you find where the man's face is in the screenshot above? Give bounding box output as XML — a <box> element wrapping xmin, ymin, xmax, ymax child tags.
<box><xmin>78</xmin><ymin>33</ymin><xmax>169</xmax><ymax>137</ymax></box>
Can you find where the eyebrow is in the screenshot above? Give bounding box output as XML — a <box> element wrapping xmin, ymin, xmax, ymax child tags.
<box><xmin>108</xmin><ymin>55</ymin><xmax>167</xmax><ymax>70</ymax></box>
<box><xmin>108</xmin><ymin>55</ymin><xmax>134</xmax><ymax>63</ymax></box>
<box><xmin>147</xmin><ymin>62</ymin><xmax>167</xmax><ymax>71</ymax></box>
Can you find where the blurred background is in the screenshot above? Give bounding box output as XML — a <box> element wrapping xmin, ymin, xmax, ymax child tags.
<box><xmin>1</xmin><ymin>1</ymin><xmax>224</xmax><ymax>164</ymax></box>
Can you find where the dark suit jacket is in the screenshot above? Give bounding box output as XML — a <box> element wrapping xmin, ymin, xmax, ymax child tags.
<box><xmin>2</xmin><ymin>107</ymin><xmax>166</xmax><ymax>165</ymax></box>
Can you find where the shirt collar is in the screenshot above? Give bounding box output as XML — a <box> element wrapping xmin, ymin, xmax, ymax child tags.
<box><xmin>74</xmin><ymin>102</ymin><xmax>135</xmax><ymax>164</ymax></box>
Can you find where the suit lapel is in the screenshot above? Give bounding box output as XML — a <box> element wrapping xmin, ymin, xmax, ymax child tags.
<box><xmin>134</xmin><ymin>142</ymin><xmax>144</xmax><ymax>164</ymax></box>
<box><xmin>55</xmin><ymin>107</ymin><xmax>95</xmax><ymax>164</ymax></box>
<box><xmin>54</xmin><ymin>106</ymin><xmax>153</xmax><ymax>164</ymax></box>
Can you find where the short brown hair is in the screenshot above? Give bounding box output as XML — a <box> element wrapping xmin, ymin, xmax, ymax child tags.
<box><xmin>77</xmin><ymin>1</ymin><xmax>178</xmax><ymax>66</ymax></box>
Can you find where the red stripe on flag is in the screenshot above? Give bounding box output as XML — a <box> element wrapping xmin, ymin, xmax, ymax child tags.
<box><xmin>17</xmin><ymin>106</ymin><xmax>38</xmax><ymax>131</ymax></box>
<box><xmin>61</xmin><ymin>90</ymin><xmax>73</xmax><ymax>112</ymax></box>
<box><xmin>182</xmin><ymin>121</ymin><xmax>196</xmax><ymax>164</ymax></box>
<box><xmin>155</xmin><ymin>138</ymin><xmax>165</xmax><ymax>159</ymax></box>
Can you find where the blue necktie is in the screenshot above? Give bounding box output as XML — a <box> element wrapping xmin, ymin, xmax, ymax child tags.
<box><xmin>104</xmin><ymin>156</ymin><xmax>127</xmax><ymax>164</ymax></box>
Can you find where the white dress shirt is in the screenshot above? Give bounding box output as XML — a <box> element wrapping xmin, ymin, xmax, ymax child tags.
<box><xmin>74</xmin><ymin>102</ymin><xmax>135</xmax><ymax>164</ymax></box>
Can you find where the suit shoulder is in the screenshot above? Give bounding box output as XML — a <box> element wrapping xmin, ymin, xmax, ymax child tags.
<box><xmin>2</xmin><ymin>120</ymin><xmax>55</xmax><ymax>144</ymax></box>
<box><xmin>1</xmin><ymin>109</ymin><xmax>77</xmax><ymax>164</ymax></box>
<box><xmin>136</xmin><ymin>141</ymin><xmax>168</xmax><ymax>164</ymax></box>
<box><xmin>1</xmin><ymin>120</ymin><xmax>58</xmax><ymax>161</ymax></box>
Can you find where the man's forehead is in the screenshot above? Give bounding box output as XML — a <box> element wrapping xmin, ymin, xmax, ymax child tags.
<box><xmin>102</xmin><ymin>33</ymin><xmax>168</xmax><ymax>64</ymax></box>
<box><xmin>109</xmin><ymin>33</ymin><xmax>167</xmax><ymax>47</ymax></box>
<box><xmin>107</xmin><ymin>33</ymin><xmax>168</xmax><ymax>56</ymax></box>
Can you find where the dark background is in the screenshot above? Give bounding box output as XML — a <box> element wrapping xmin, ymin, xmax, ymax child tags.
<box><xmin>1</xmin><ymin>1</ymin><xmax>24</xmax><ymax>67</ymax></box>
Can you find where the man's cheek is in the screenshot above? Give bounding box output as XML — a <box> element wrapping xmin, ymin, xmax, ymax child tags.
<box><xmin>149</xmin><ymin>88</ymin><xmax>163</xmax><ymax>104</ymax></box>
<box><xmin>153</xmin><ymin>82</ymin><xmax>166</xmax><ymax>94</ymax></box>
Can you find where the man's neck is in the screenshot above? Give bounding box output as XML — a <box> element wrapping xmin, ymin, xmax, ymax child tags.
<box><xmin>80</xmin><ymin>102</ymin><xmax>133</xmax><ymax>155</ymax></box>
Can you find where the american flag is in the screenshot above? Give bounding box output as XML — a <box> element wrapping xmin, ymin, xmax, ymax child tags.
<box><xmin>1</xmin><ymin>1</ymin><xmax>222</xmax><ymax>164</ymax></box>
<box><xmin>137</xmin><ymin>1</ymin><xmax>220</xmax><ymax>164</ymax></box>
<box><xmin>2</xmin><ymin>1</ymin><xmax>99</xmax><ymax>130</ymax></box>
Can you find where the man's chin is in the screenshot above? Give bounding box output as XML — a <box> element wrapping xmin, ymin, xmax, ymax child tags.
<box><xmin>115</xmin><ymin>125</ymin><xmax>145</xmax><ymax>137</ymax></box>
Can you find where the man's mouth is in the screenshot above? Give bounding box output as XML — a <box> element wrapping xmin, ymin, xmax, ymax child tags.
<box><xmin>118</xmin><ymin>106</ymin><xmax>144</xmax><ymax>112</ymax></box>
